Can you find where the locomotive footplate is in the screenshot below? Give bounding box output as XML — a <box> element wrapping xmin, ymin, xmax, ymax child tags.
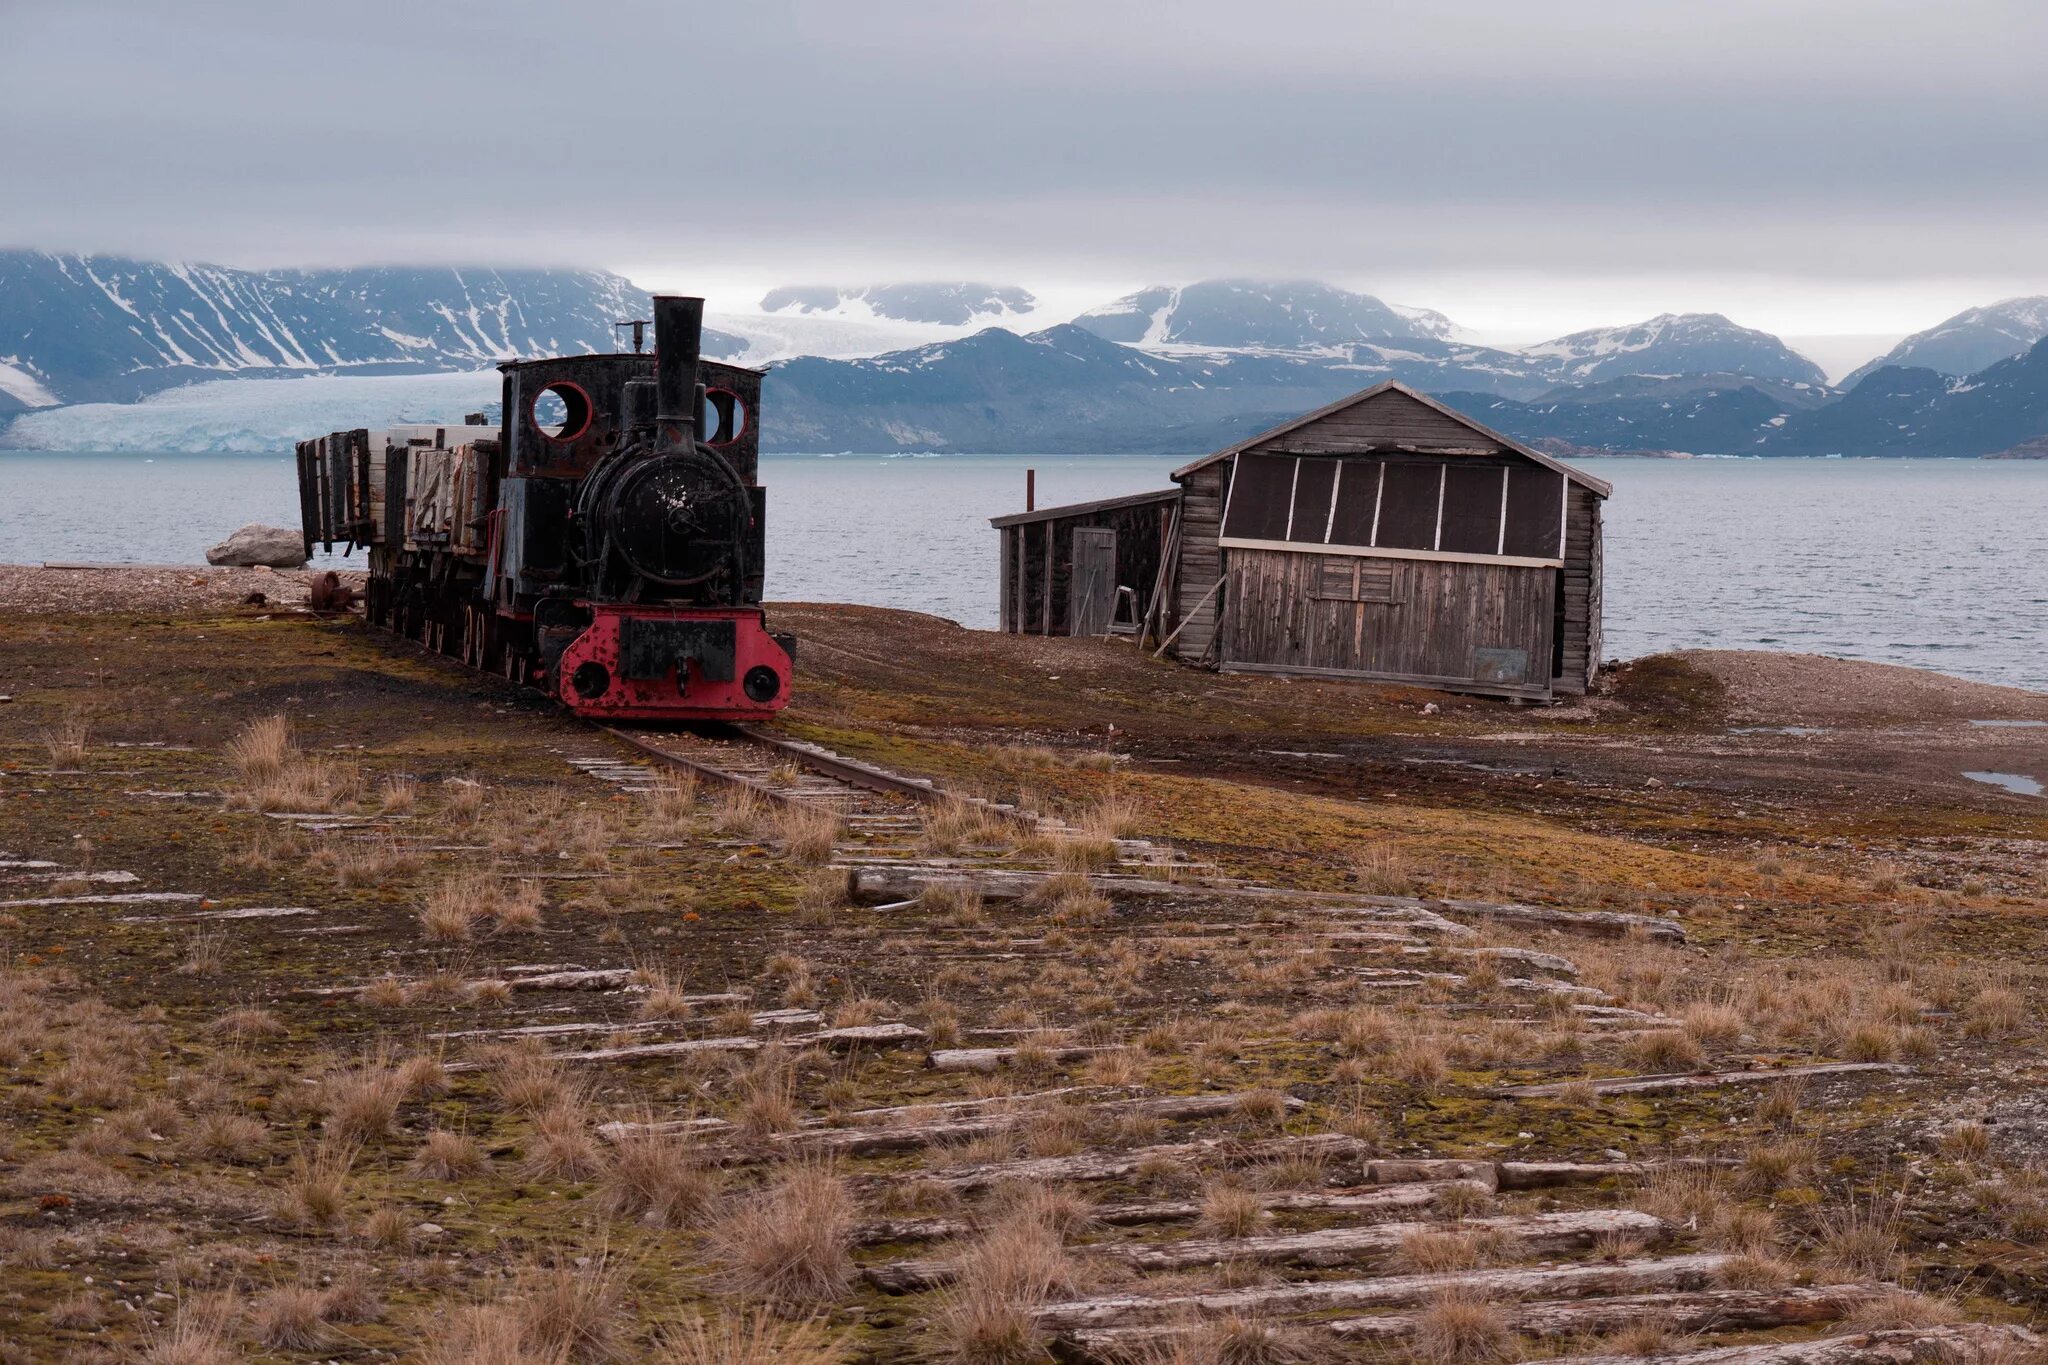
<box><xmin>553</xmin><ymin>604</ymin><xmax>792</xmax><ymax>722</ymax></box>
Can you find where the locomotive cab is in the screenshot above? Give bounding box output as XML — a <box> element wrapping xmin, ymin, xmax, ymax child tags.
<box><xmin>295</xmin><ymin>294</ymin><xmax>794</xmax><ymax>724</ymax></box>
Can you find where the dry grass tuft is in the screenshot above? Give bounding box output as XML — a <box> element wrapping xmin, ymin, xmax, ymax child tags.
<box><xmin>226</xmin><ymin>714</ymin><xmax>293</xmax><ymax>783</ymax></box>
<box><xmin>922</xmin><ymin>798</ymin><xmax>1013</xmax><ymax>854</ymax></box>
<box><xmin>422</xmin><ymin>873</ymin><xmax>544</xmax><ymax>940</ymax></box>
<box><xmin>657</xmin><ymin>1308</ymin><xmax>848</xmax><ymax>1364</ymax></box>
<box><xmin>711</xmin><ymin>1163</ymin><xmax>855</xmax><ymax>1309</ymax></box>
<box><xmin>1079</xmin><ymin>794</ymin><xmax>1142</xmax><ymax>841</ymax></box>
<box><xmin>600</xmin><ymin>1120</ymin><xmax>720</xmax><ymax>1228</ymax></box>
<box><xmin>777</xmin><ymin>801</ymin><xmax>843</xmax><ymax>864</ymax></box>
<box><xmin>714</xmin><ymin>786</ymin><xmax>771</xmax><ymax>837</ymax></box>
<box><xmin>523</xmin><ymin>1102</ymin><xmax>604</xmax><ymax>1183</ymax></box>
<box><xmin>1397</xmin><ymin>1226</ymin><xmax>1512</xmax><ymax>1274</ymax></box>
<box><xmin>210</xmin><ymin>1005</ymin><xmax>286</xmax><ymax>1043</ymax></box>
<box><xmin>637</xmin><ymin>967</ymin><xmax>697</xmax><ymax>1022</ymax></box>
<box><xmin>1050</xmin><ymin>828</ymin><xmax>1117</xmax><ymax>874</ymax></box>
<box><xmin>1817</xmin><ymin>1193</ymin><xmax>1903</xmax><ymax>1280</ymax></box>
<box><xmin>925</xmin><ymin>1216</ymin><xmax>1076</xmax><ymax>1364</ymax></box>
<box><xmin>415</xmin><ymin>1302</ymin><xmax>568</xmax><ymax>1365</ymax></box>
<box><xmin>322</xmin><ymin>1054</ymin><xmax>407</xmax><ymax>1144</ymax></box>
<box><xmin>1965</xmin><ymin>985</ymin><xmax>2027</xmax><ymax>1039</ymax></box>
<box><xmin>1844</xmin><ymin>1287</ymin><xmax>1965</xmax><ymax>1332</ymax></box>
<box><xmin>41</xmin><ymin>708</ymin><xmax>92</xmax><ymax>766</ymax></box>
<box><xmin>515</xmin><ymin>1253</ymin><xmax>627</xmax><ymax>1363</ymax></box>
<box><xmin>412</xmin><ymin>1128</ymin><xmax>488</xmax><ymax>1181</ymax></box>
<box><xmin>1414</xmin><ymin>1288</ymin><xmax>1511</xmax><ymax>1365</ymax></box>
<box><xmin>1350</xmin><ymin>841</ymin><xmax>1412</xmax><ymax>895</ymax></box>
<box><xmin>1625</xmin><ymin>1028</ymin><xmax>1706</xmax><ymax>1072</ymax></box>
<box><xmin>139</xmin><ymin>1295</ymin><xmax>240</xmax><ymax>1365</ymax></box>
<box><xmin>1940</xmin><ymin>1120</ymin><xmax>1993</xmax><ymax>1163</ymax></box>
<box><xmin>183</xmin><ymin>1110</ymin><xmax>267</xmax><ymax>1163</ymax></box>
<box><xmin>921</xmin><ymin>879</ymin><xmax>987</xmax><ymax>924</ymax></box>
<box><xmin>1199</xmin><ymin>1181</ymin><xmax>1265</xmax><ymax>1239</ymax></box>
<box><xmin>252</xmin><ymin>1283</ymin><xmax>330</xmax><ymax>1351</ymax></box>
<box><xmin>279</xmin><ymin>1139</ymin><xmax>358</xmax><ymax>1229</ymax></box>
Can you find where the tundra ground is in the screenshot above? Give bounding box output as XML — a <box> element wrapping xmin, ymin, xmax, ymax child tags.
<box><xmin>0</xmin><ymin>589</ymin><xmax>2044</xmax><ymax>1364</ymax></box>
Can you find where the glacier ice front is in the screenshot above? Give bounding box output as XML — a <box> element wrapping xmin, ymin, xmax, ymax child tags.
<box><xmin>2</xmin><ymin>370</ymin><xmax>503</xmax><ymax>453</ymax></box>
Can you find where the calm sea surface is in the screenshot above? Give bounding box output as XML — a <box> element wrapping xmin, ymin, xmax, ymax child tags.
<box><xmin>3</xmin><ymin>451</ymin><xmax>2044</xmax><ymax>692</ymax></box>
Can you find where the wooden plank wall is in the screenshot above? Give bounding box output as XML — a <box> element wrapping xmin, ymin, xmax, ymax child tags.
<box><xmin>1172</xmin><ymin>464</ymin><xmax>1226</xmax><ymax>659</ymax></box>
<box><xmin>1220</xmin><ymin>547</ymin><xmax>1553</xmax><ymax>696</ymax></box>
<box><xmin>999</xmin><ymin>500</ymin><xmax>1176</xmax><ymax>636</ymax></box>
<box><xmin>1260</xmin><ymin>389</ymin><xmax>1510</xmax><ymax>454</ymax></box>
<box><xmin>1556</xmin><ymin>484</ymin><xmax>1602</xmax><ymax>693</ymax></box>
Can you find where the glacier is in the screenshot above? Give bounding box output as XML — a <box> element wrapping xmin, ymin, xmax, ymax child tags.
<box><xmin>2</xmin><ymin>370</ymin><xmax>504</xmax><ymax>453</ymax></box>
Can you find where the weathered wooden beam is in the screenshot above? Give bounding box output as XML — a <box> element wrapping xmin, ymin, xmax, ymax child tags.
<box><xmin>1540</xmin><ymin>1325</ymin><xmax>2040</xmax><ymax>1365</ymax></box>
<box><xmin>1432</xmin><ymin>898</ymin><xmax>1685</xmax><ymax>942</ymax></box>
<box><xmin>1324</xmin><ymin>1285</ymin><xmax>1883</xmax><ymax>1343</ymax></box>
<box><xmin>1032</xmin><ymin>1253</ymin><xmax>1733</xmax><ymax>1331</ymax></box>
<box><xmin>853</xmin><ymin>1179</ymin><xmax>1487</xmax><ymax>1246</ymax></box>
<box><xmin>1097</xmin><ymin>1207</ymin><xmax>1664</xmax><ymax>1275</ymax></box>
<box><xmin>867</xmin><ymin>1208</ymin><xmax>1664</xmax><ymax>1292</ymax></box>
<box><xmin>882</xmin><ymin>1132</ymin><xmax>1369</xmax><ymax>1193</ymax></box>
<box><xmin>927</xmin><ymin>1045</ymin><xmax>1110</xmax><ymax>1072</ymax></box>
<box><xmin>1497</xmin><ymin>1062</ymin><xmax>1913</xmax><ymax>1099</ymax></box>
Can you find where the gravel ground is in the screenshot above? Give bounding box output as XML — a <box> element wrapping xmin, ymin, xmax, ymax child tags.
<box><xmin>0</xmin><ymin>563</ymin><xmax>366</xmax><ymax>615</ymax></box>
<box><xmin>1678</xmin><ymin>648</ymin><xmax>2048</xmax><ymax>725</ymax></box>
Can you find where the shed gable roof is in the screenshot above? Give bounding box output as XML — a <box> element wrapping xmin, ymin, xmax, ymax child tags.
<box><xmin>1172</xmin><ymin>380</ymin><xmax>1611</xmax><ymax>497</ymax></box>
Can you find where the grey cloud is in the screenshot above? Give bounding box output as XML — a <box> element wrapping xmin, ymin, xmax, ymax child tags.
<box><xmin>4</xmin><ymin>0</ymin><xmax>2046</xmax><ymax>294</ymax></box>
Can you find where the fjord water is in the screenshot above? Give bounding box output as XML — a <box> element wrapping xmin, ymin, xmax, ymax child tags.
<box><xmin>3</xmin><ymin>451</ymin><xmax>2044</xmax><ymax>692</ymax></box>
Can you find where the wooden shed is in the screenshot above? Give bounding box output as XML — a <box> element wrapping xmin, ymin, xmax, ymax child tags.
<box><xmin>993</xmin><ymin>381</ymin><xmax>1611</xmax><ymax>701</ymax></box>
<box><xmin>991</xmin><ymin>487</ymin><xmax>1180</xmax><ymax>638</ymax></box>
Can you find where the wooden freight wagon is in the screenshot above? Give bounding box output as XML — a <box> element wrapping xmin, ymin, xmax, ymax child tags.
<box><xmin>993</xmin><ymin>381</ymin><xmax>1611</xmax><ymax>701</ymax></box>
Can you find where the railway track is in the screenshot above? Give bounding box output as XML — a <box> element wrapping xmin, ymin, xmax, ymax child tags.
<box><xmin>576</xmin><ymin>722</ymin><xmax>1190</xmax><ymax>884</ymax></box>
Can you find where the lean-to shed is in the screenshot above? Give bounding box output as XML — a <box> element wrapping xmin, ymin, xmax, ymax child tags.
<box><xmin>992</xmin><ymin>381</ymin><xmax>1611</xmax><ymax>701</ymax></box>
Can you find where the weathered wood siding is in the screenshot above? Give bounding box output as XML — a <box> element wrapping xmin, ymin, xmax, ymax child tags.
<box><xmin>1219</xmin><ymin>547</ymin><xmax>1555</xmax><ymax>697</ymax></box>
<box><xmin>1254</xmin><ymin>389</ymin><xmax>1513</xmax><ymax>455</ymax></box>
<box><xmin>999</xmin><ymin>498</ymin><xmax>1175</xmax><ymax>636</ymax></box>
<box><xmin>1172</xmin><ymin>464</ymin><xmax>1226</xmax><ymax>660</ymax></box>
<box><xmin>1557</xmin><ymin>484</ymin><xmax>1602</xmax><ymax>693</ymax></box>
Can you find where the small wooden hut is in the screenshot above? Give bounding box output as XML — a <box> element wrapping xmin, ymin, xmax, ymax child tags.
<box><xmin>992</xmin><ymin>381</ymin><xmax>1611</xmax><ymax>701</ymax></box>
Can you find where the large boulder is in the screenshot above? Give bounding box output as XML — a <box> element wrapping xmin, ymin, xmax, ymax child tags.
<box><xmin>205</xmin><ymin>524</ymin><xmax>308</xmax><ymax>568</ymax></box>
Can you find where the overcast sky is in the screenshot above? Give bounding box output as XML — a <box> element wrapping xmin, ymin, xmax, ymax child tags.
<box><xmin>6</xmin><ymin>0</ymin><xmax>2047</xmax><ymax>354</ymax></box>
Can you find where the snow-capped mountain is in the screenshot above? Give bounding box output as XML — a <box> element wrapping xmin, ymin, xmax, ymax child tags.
<box><xmin>1074</xmin><ymin>279</ymin><xmax>1454</xmax><ymax>349</ymax></box>
<box><xmin>757</xmin><ymin>282</ymin><xmax>1036</xmax><ymax>326</ymax></box>
<box><xmin>704</xmin><ymin>281</ymin><xmax>1047</xmax><ymax>366</ymax></box>
<box><xmin>1841</xmin><ymin>297</ymin><xmax>2048</xmax><ymax>388</ymax></box>
<box><xmin>1514</xmin><ymin>313</ymin><xmax>1827</xmax><ymax>388</ymax></box>
<box><xmin>0</xmin><ymin>250</ymin><xmax>744</xmax><ymax>413</ymax></box>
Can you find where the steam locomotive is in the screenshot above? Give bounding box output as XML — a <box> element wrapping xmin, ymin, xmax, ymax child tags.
<box><xmin>295</xmin><ymin>296</ymin><xmax>794</xmax><ymax>721</ymax></box>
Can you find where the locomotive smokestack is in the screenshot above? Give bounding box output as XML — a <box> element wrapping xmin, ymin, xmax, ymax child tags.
<box><xmin>653</xmin><ymin>295</ymin><xmax>705</xmax><ymax>442</ymax></box>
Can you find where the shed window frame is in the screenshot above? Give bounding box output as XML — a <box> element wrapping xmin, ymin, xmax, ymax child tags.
<box><xmin>1219</xmin><ymin>452</ymin><xmax>1565</xmax><ymax>569</ymax></box>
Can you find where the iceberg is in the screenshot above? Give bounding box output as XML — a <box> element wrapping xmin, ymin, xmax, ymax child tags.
<box><xmin>3</xmin><ymin>370</ymin><xmax>504</xmax><ymax>453</ymax></box>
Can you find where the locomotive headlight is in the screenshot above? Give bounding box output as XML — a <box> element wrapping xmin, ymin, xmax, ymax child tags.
<box><xmin>742</xmin><ymin>666</ymin><xmax>781</xmax><ymax>703</ymax></box>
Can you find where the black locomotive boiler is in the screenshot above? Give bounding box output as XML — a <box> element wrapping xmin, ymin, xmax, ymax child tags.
<box><xmin>296</xmin><ymin>295</ymin><xmax>795</xmax><ymax>721</ymax></box>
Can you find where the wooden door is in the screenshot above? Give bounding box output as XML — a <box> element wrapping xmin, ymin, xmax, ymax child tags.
<box><xmin>1068</xmin><ymin>527</ymin><xmax>1117</xmax><ymax>636</ymax></box>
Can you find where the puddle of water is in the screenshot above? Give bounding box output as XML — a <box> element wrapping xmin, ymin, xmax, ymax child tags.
<box><xmin>1969</xmin><ymin>719</ymin><xmax>2048</xmax><ymax>729</ymax></box>
<box><xmin>1963</xmin><ymin>771</ymin><xmax>2046</xmax><ymax>796</ymax></box>
<box><xmin>1730</xmin><ymin>726</ymin><xmax>1827</xmax><ymax>736</ymax></box>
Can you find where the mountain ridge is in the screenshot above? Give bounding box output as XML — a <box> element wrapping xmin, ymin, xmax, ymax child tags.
<box><xmin>0</xmin><ymin>250</ymin><xmax>744</xmax><ymax>414</ymax></box>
